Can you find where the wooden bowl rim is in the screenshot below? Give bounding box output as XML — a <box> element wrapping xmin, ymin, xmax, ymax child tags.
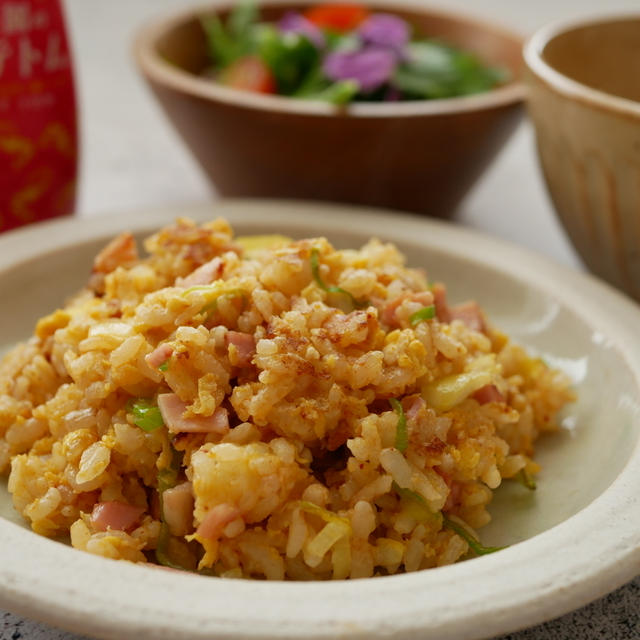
<box><xmin>524</xmin><ymin>12</ymin><xmax>640</xmax><ymax>119</ymax></box>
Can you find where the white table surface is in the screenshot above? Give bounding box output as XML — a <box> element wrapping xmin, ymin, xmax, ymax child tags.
<box><xmin>2</xmin><ymin>0</ymin><xmax>639</xmax><ymax>639</ymax></box>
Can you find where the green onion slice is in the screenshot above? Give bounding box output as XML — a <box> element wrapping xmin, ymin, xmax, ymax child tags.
<box><xmin>514</xmin><ymin>468</ymin><xmax>537</xmax><ymax>491</ymax></box>
<box><xmin>156</xmin><ymin>447</ymin><xmax>189</xmax><ymax>570</ymax></box>
<box><xmin>392</xmin><ymin>482</ymin><xmax>442</xmax><ymax>525</ymax></box>
<box><xmin>392</xmin><ymin>482</ymin><xmax>505</xmax><ymax>556</ymax></box>
<box><xmin>310</xmin><ymin>248</ymin><xmax>368</xmax><ymax>309</ymax></box>
<box><xmin>393</xmin><ymin>482</ymin><xmax>426</xmax><ymax>506</ymax></box>
<box><xmin>158</xmin><ymin>359</ymin><xmax>170</xmax><ymax>372</ymax></box>
<box><xmin>127</xmin><ymin>399</ymin><xmax>164</xmax><ymax>432</ymax></box>
<box><xmin>155</xmin><ymin>524</ymin><xmax>186</xmax><ymax>570</ymax></box>
<box><xmin>389</xmin><ymin>398</ymin><xmax>408</xmax><ymax>453</ymax></box>
<box><xmin>442</xmin><ymin>515</ymin><xmax>505</xmax><ymax>556</ymax></box>
<box><xmin>409</xmin><ymin>304</ymin><xmax>436</xmax><ymax>326</ymax></box>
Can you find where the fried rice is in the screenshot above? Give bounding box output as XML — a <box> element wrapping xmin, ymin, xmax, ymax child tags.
<box><xmin>0</xmin><ymin>217</ymin><xmax>574</xmax><ymax>579</ymax></box>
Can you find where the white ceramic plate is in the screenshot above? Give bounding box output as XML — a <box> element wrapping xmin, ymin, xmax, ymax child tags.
<box><xmin>1</xmin><ymin>201</ymin><xmax>639</xmax><ymax>640</ymax></box>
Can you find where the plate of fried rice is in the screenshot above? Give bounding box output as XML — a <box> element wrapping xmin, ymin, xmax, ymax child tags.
<box><xmin>0</xmin><ymin>201</ymin><xmax>638</xmax><ymax>640</ymax></box>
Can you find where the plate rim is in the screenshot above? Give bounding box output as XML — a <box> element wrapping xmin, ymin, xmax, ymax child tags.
<box><xmin>1</xmin><ymin>199</ymin><xmax>639</xmax><ymax>640</ymax></box>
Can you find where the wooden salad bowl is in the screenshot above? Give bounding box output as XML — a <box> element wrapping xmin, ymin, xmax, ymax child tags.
<box><xmin>134</xmin><ymin>0</ymin><xmax>525</xmax><ymax>218</ymax></box>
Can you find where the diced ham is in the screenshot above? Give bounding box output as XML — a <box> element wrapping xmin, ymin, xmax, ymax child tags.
<box><xmin>402</xmin><ymin>395</ymin><xmax>426</xmax><ymax>424</ymax></box>
<box><xmin>225</xmin><ymin>331</ymin><xmax>256</xmax><ymax>367</ymax></box>
<box><xmin>93</xmin><ymin>233</ymin><xmax>138</xmax><ymax>274</ymax></box>
<box><xmin>145</xmin><ymin>343</ymin><xmax>173</xmax><ymax>369</ymax></box>
<box><xmin>443</xmin><ymin>481</ymin><xmax>462</xmax><ymax>512</ymax></box>
<box><xmin>162</xmin><ymin>481</ymin><xmax>194</xmax><ymax>537</ymax></box>
<box><xmin>196</xmin><ymin>503</ymin><xmax>241</xmax><ymax>540</ymax></box>
<box><xmin>381</xmin><ymin>295</ymin><xmax>406</xmax><ymax>326</ymax></box>
<box><xmin>433</xmin><ymin>468</ymin><xmax>461</xmax><ymax>512</ymax></box>
<box><xmin>432</xmin><ymin>286</ymin><xmax>486</xmax><ymax>333</ymax></box>
<box><xmin>381</xmin><ymin>291</ymin><xmax>433</xmax><ymax>327</ymax></box>
<box><xmin>157</xmin><ymin>393</ymin><xmax>229</xmax><ymax>434</ymax></box>
<box><xmin>432</xmin><ymin>284</ymin><xmax>451</xmax><ymax>323</ymax></box>
<box><xmin>175</xmin><ymin>257</ymin><xmax>223</xmax><ymax>288</ymax></box>
<box><xmin>472</xmin><ymin>384</ymin><xmax>505</xmax><ymax>405</ymax></box>
<box><xmin>450</xmin><ymin>301</ymin><xmax>486</xmax><ymax>333</ymax></box>
<box><xmin>91</xmin><ymin>501</ymin><xmax>144</xmax><ymax>532</ymax></box>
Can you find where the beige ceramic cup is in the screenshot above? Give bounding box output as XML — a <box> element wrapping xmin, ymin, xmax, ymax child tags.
<box><xmin>524</xmin><ymin>15</ymin><xmax>640</xmax><ymax>301</ymax></box>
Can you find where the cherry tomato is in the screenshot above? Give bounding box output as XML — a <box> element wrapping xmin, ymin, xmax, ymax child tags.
<box><xmin>304</xmin><ymin>4</ymin><xmax>370</xmax><ymax>33</ymax></box>
<box><xmin>220</xmin><ymin>56</ymin><xmax>277</xmax><ymax>94</ymax></box>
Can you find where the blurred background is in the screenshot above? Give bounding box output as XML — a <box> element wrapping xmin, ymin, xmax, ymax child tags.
<box><xmin>65</xmin><ymin>0</ymin><xmax>637</xmax><ymax>271</ymax></box>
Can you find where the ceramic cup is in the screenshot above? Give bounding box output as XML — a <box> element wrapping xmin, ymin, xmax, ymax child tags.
<box><xmin>525</xmin><ymin>14</ymin><xmax>640</xmax><ymax>301</ymax></box>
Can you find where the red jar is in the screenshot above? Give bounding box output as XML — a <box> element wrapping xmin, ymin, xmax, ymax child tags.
<box><xmin>0</xmin><ymin>0</ymin><xmax>77</xmax><ymax>232</ymax></box>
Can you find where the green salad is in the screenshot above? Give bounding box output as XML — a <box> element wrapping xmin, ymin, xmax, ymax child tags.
<box><xmin>200</xmin><ymin>2</ymin><xmax>509</xmax><ymax>103</ymax></box>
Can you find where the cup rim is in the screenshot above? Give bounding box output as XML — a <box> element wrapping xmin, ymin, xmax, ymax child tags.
<box><xmin>523</xmin><ymin>12</ymin><xmax>640</xmax><ymax>119</ymax></box>
<box><xmin>133</xmin><ymin>0</ymin><xmax>526</xmax><ymax>119</ymax></box>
